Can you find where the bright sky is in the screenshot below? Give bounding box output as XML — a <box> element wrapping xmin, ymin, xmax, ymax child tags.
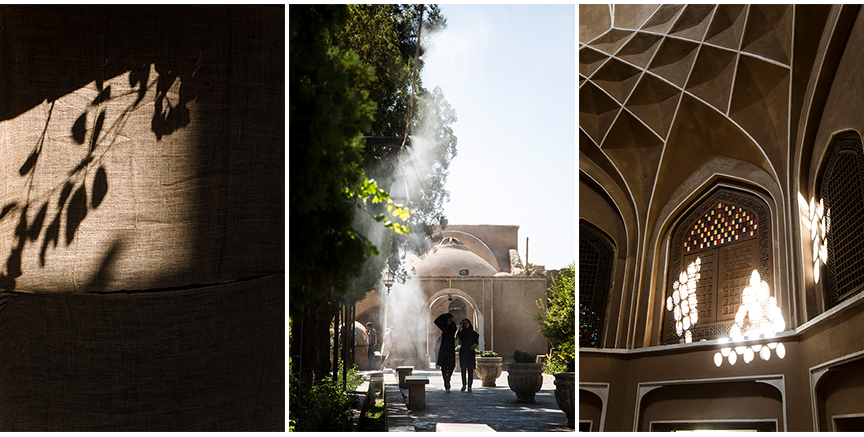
<box><xmin>421</xmin><ymin>4</ymin><xmax>576</xmax><ymax>270</ymax></box>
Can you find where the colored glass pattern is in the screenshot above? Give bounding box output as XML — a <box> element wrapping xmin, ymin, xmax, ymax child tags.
<box><xmin>684</xmin><ymin>202</ymin><xmax>757</xmax><ymax>252</ymax></box>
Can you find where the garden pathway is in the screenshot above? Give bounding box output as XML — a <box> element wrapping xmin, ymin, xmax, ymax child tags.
<box><xmin>365</xmin><ymin>368</ymin><xmax>572</xmax><ymax>432</ymax></box>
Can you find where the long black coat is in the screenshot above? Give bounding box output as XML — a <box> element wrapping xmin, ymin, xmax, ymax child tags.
<box><xmin>457</xmin><ymin>328</ymin><xmax>480</xmax><ymax>369</ymax></box>
<box><xmin>434</xmin><ymin>313</ymin><xmax>457</xmax><ymax>368</ymax></box>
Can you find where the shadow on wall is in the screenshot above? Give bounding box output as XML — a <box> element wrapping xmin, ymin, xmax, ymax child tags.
<box><xmin>0</xmin><ymin>5</ymin><xmax>285</xmax><ymax>292</ymax></box>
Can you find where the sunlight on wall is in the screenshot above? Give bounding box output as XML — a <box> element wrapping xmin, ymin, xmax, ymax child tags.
<box><xmin>713</xmin><ymin>270</ymin><xmax>785</xmax><ymax>367</ymax></box>
<box><xmin>798</xmin><ymin>192</ymin><xmax>829</xmax><ymax>283</ymax></box>
<box><xmin>667</xmin><ymin>257</ymin><xmax>701</xmax><ymax>343</ymax></box>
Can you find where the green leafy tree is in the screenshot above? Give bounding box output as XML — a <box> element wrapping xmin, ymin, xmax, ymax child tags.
<box><xmin>290</xmin><ymin>4</ymin><xmax>375</xmax><ymax>308</ymax></box>
<box><xmin>289</xmin><ymin>4</ymin><xmax>411</xmax><ymax>385</ymax></box>
<box><xmin>289</xmin><ymin>5</ymin><xmax>456</xmax><ymax>401</ymax></box>
<box><xmin>536</xmin><ymin>264</ymin><xmax>576</xmax><ymax>365</ymax></box>
<box><xmin>337</xmin><ymin>5</ymin><xmax>457</xmax><ymax>297</ymax></box>
<box><xmin>337</xmin><ymin>5</ymin><xmax>446</xmax><ymax>139</ymax></box>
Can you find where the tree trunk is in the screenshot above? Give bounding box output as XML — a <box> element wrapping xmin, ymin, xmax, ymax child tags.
<box><xmin>297</xmin><ymin>299</ymin><xmax>337</xmax><ymax>384</ymax></box>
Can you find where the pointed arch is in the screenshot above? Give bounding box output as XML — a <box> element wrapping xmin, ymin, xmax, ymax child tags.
<box><xmin>580</xmin><ymin>220</ymin><xmax>616</xmax><ymax>348</ymax></box>
<box><xmin>663</xmin><ymin>187</ymin><xmax>773</xmax><ymax>343</ymax></box>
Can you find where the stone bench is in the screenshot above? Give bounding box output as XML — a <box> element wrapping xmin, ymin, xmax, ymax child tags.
<box><xmin>435</xmin><ymin>423</ymin><xmax>496</xmax><ymax>432</ymax></box>
<box><xmin>367</xmin><ymin>371</ymin><xmax>384</xmax><ymax>399</ymax></box>
<box><xmin>396</xmin><ymin>366</ymin><xmax>414</xmax><ymax>389</ymax></box>
<box><xmin>404</xmin><ymin>375</ymin><xmax>430</xmax><ymax>409</ymax></box>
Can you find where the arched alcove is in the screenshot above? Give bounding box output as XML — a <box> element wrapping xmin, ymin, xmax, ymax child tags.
<box><xmin>424</xmin><ymin>289</ymin><xmax>485</xmax><ymax>364</ymax></box>
<box><xmin>638</xmin><ymin>380</ymin><xmax>784</xmax><ymax>431</ymax></box>
<box><xmin>814</xmin><ymin>356</ymin><xmax>864</xmax><ymax>431</ymax></box>
<box><xmin>661</xmin><ymin>187</ymin><xmax>774</xmax><ymax>343</ymax></box>
<box><xmin>579</xmin><ymin>220</ymin><xmax>616</xmax><ymax>348</ymax></box>
<box><xmin>579</xmin><ymin>389</ymin><xmax>603</xmax><ymax>432</ymax></box>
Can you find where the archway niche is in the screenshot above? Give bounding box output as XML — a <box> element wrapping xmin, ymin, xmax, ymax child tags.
<box><xmin>579</xmin><ymin>389</ymin><xmax>603</xmax><ymax>432</ymax></box>
<box><xmin>638</xmin><ymin>380</ymin><xmax>784</xmax><ymax>431</ymax></box>
<box><xmin>424</xmin><ymin>288</ymin><xmax>484</xmax><ymax>366</ymax></box>
<box><xmin>815</xmin><ymin>357</ymin><xmax>864</xmax><ymax>431</ymax></box>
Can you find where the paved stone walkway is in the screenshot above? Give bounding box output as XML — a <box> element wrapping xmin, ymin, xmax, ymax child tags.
<box><xmin>371</xmin><ymin>368</ymin><xmax>572</xmax><ymax>432</ymax></box>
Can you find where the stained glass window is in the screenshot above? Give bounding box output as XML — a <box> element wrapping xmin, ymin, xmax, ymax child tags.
<box><xmin>683</xmin><ymin>202</ymin><xmax>757</xmax><ymax>252</ymax></box>
<box><xmin>665</xmin><ymin>190</ymin><xmax>772</xmax><ymax>343</ymax></box>
<box><xmin>822</xmin><ymin>138</ymin><xmax>864</xmax><ymax>307</ymax></box>
<box><xmin>580</xmin><ymin>222</ymin><xmax>614</xmax><ymax>348</ymax></box>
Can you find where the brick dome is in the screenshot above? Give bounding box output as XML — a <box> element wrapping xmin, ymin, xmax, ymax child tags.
<box><xmin>413</xmin><ymin>239</ymin><xmax>498</xmax><ymax>277</ymax></box>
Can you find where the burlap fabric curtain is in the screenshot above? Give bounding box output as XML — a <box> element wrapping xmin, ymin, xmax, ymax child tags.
<box><xmin>0</xmin><ymin>6</ymin><xmax>284</xmax><ymax>430</ymax></box>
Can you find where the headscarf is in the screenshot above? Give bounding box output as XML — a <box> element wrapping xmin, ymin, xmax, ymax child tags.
<box><xmin>458</xmin><ymin>318</ymin><xmax>478</xmax><ymax>350</ymax></box>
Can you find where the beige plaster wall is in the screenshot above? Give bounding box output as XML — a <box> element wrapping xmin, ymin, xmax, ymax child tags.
<box><xmin>580</xmin><ymin>284</ymin><xmax>864</xmax><ymax>431</ymax></box>
<box><xmin>639</xmin><ymin>381</ymin><xmax>784</xmax><ymax>431</ymax></box>
<box><xmin>579</xmin><ymin>180</ymin><xmax>625</xmax><ymax>251</ymax></box>
<box><xmin>492</xmin><ymin>277</ymin><xmax>549</xmax><ymax>361</ymax></box>
<box><xmin>800</xmin><ymin>10</ymin><xmax>864</xmax><ymax>323</ymax></box>
<box><xmin>580</xmin><ymin>336</ymin><xmax>813</xmax><ymax>431</ymax></box>
<box><xmin>809</xmin><ymin>12</ymin><xmax>864</xmax><ymax>190</ymax></box>
<box><xmin>798</xmin><ymin>300</ymin><xmax>864</xmax><ymax>371</ymax></box>
<box><xmin>579</xmin><ymin>352</ymin><xmax>632</xmax><ymax>430</ymax></box>
<box><xmin>418</xmin><ymin>276</ymin><xmax>547</xmax><ymax>365</ymax></box>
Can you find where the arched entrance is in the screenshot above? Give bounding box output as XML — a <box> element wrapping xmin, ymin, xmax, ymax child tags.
<box><xmin>424</xmin><ymin>289</ymin><xmax>484</xmax><ymax>366</ymax></box>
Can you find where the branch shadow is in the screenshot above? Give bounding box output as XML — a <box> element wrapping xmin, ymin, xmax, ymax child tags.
<box><xmin>0</xmin><ymin>5</ymin><xmax>214</xmax><ymax>291</ymax></box>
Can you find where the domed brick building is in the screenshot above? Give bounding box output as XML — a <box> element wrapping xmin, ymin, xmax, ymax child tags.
<box><xmin>355</xmin><ymin>224</ymin><xmax>550</xmax><ymax>370</ymax></box>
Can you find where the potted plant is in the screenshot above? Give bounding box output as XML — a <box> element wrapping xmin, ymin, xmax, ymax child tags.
<box><xmin>506</xmin><ymin>350</ymin><xmax>543</xmax><ymax>402</ymax></box>
<box><xmin>534</xmin><ymin>264</ymin><xmax>576</xmax><ymax>426</ymax></box>
<box><xmin>549</xmin><ymin>353</ymin><xmax>575</xmax><ymax>428</ymax></box>
<box><xmin>474</xmin><ymin>350</ymin><xmax>502</xmax><ymax>387</ymax></box>
<box><xmin>553</xmin><ymin>369</ymin><xmax>575</xmax><ymax>428</ymax></box>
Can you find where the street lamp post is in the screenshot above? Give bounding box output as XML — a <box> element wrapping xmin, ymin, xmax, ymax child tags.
<box><xmin>383</xmin><ymin>270</ymin><xmax>395</xmax><ymax>294</ymax></box>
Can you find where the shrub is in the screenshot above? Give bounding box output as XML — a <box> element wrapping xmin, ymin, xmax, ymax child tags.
<box><xmin>337</xmin><ymin>360</ymin><xmax>365</xmax><ymax>392</ymax></box>
<box><xmin>289</xmin><ymin>358</ymin><xmax>363</xmax><ymax>432</ymax></box>
<box><xmin>478</xmin><ymin>350</ymin><xmax>498</xmax><ymax>357</ymax></box>
<box><xmin>535</xmin><ymin>264</ymin><xmax>575</xmax><ymax>360</ymax></box>
<box><xmin>541</xmin><ymin>352</ymin><xmax>574</xmax><ymax>374</ymax></box>
<box><xmin>513</xmin><ymin>349</ymin><xmax>534</xmax><ymax>363</ymax></box>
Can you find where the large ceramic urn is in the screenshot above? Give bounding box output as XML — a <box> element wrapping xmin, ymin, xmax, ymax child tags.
<box><xmin>553</xmin><ymin>372</ymin><xmax>575</xmax><ymax>427</ymax></box>
<box><xmin>506</xmin><ymin>363</ymin><xmax>544</xmax><ymax>402</ymax></box>
<box><xmin>475</xmin><ymin>357</ymin><xmax>503</xmax><ymax>386</ymax></box>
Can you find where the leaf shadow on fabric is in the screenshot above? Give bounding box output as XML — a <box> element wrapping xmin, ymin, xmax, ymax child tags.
<box><xmin>0</xmin><ymin>56</ymin><xmax>206</xmax><ymax>291</ymax></box>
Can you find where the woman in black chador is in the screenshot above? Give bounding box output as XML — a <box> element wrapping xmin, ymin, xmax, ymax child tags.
<box><xmin>434</xmin><ymin>313</ymin><xmax>457</xmax><ymax>392</ymax></box>
<box><xmin>457</xmin><ymin>318</ymin><xmax>480</xmax><ymax>392</ymax></box>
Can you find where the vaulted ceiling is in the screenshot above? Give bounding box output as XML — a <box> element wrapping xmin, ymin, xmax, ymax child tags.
<box><xmin>579</xmin><ymin>4</ymin><xmax>843</xmax><ymax>248</ymax></box>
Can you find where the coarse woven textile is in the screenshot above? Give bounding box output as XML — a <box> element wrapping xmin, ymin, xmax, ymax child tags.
<box><xmin>0</xmin><ymin>5</ymin><xmax>285</xmax><ymax>293</ymax></box>
<box><xmin>0</xmin><ymin>5</ymin><xmax>285</xmax><ymax>430</ymax></box>
<box><xmin>0</xmin><ymin>274</ymin><xmax>285</xmax><ymax>431</ymax></box>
